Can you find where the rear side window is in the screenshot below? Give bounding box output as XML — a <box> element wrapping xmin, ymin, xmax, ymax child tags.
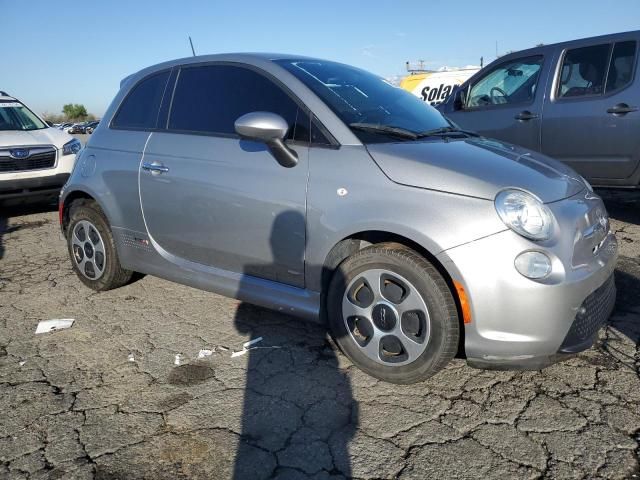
<box><xmin>168</xmin><ymin>65</ymin><xmax>310</xmax><ymax>142</ymax></box>
<box><xmin>558</xmin><ymin>41</ymin><xmax>636</xmax><ymax>98</ymax></box>
<box><xmin>558</xmin><ymin>44</ymin><xmax>610</xmax><ymax>98</ymax></box>
<box><xmin>606</xmin><ymin>41</ymin><xmax>637</xmax><ymax>92</ymax></box>
<box><xmin>111</xmin><ymin>71</ymin><xmax>170</xmax><ymax>129</ymax></box>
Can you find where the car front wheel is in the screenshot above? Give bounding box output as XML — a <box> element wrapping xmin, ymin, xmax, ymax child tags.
<box><xmin>66</xmin><ymin>199</ymin><xmax>133</xmax><ymax>291</ymax></box>
<box><xmin>327</xmin><ymin>243</ymin><xmax>460</xmax><ymax>384</ymax></box>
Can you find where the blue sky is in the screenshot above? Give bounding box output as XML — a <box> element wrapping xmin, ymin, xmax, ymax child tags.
<box><xmin>4</xmin><ymin>0</ymin><xmax>640</xmax><ymax>116</ymax></box>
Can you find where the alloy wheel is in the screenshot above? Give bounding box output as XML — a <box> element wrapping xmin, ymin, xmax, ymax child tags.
<box><xmin>71</xmin><ymin>220</ymin><xmax>106</xmax><ymax>280</ymax></box>
<box><xmin>342</xmin><ymin>268</ymin><xmax>431</xmax><ymax>366</ymax></box>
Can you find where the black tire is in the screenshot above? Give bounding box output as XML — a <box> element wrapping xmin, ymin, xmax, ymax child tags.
<box><xmin>66</xmin><ymin>199</ymin><xmax>133</xmax><ymax>291</ymax></box>
<box><xmin>327</xmin><ymin>243</ymin><xmax>459</xmax><ymax>384</ymax></box>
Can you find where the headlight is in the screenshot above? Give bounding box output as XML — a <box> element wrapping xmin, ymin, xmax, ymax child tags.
<box><xmin>62</xmin><ymin>139</ymin><xmax>82</xmax><ymax>156</ymax></box>
<box><xmin>495</xmin><ymin>189</ymin><xmax>554</xmax><ymax>241</ymax></box>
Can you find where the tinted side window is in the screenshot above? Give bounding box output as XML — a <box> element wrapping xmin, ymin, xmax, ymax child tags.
<box><xmin>112</xmin><ymin>71</ymin><xmax>170</xmax><ymax>129</ymax></box>
<box><xmin>606</xmin><ymin>41</ymin><xmax>637</xmax><ymax>92</ymax></box>
<box><xmin>169</xmin><ymin>65</ymin><xmax>309</xmax><ymax>142</ymax></box>
<box><xmin>558</xmin><ymin>44</ymin><xmax>610</xmax><ymax>98</ymax></box>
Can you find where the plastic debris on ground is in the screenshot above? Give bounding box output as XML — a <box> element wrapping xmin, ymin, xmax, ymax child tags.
<box><xmin>128</xmin><ymin>353</ymin><xmax>135</xmax><ymax>362</ymax></box>
<box><xmin>174</xmin><ymin>354</ymin><xmax>182</xmax><ymax>366</ymax></box>
<box><xmin>35</xmin><ymin>319</ymin><xmax>75</xmax><ymax>334</ymax></box>
<box><xmin>197</xmin><ymin>349</ymin><xmax>214</xmax><ymax>358</ymax></box>
<box><xmin>18</xmin><ymin>360</ymin><xmax>26</xmax><ymax>367</ymax></box>
<box><xmin>231</xmin><ymin>337</ymin><xmax>281</xmax><ymax>358</ymax></box>
<box><xmin>243</xmin><ymin>337</ymin><xmax>264</xmax><ymax>349</ymax></box>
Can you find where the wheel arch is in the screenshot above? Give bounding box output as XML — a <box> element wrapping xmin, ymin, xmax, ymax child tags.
<box><xmin>60</xmin><ymin>188</ymin><xmax>111</xmax><ymax>233</ymax></box>
<box><xmin>319</xmin><ymin>230</ymin><xmax>466</xmax><ymax>357</ymax></box>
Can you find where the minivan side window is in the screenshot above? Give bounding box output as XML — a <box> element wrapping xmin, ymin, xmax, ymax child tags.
<box><xmin>606</xmin><ymin>41</ymin><xmax>637</xmax><ymax>92</ymax></box>
<box><xmin>111</xmin><ymin>71</ymin><xmax>170</xmax><ymax>130</ymax></box>
<box><xmin>168</xmin><ymin>65</ymin><xmax>310</xmax><ymax>142</ymax></box>
<box><xmin>466</xmin><ymin>56</ymin><xmax>543</xmax><ymax>108</ymax></box>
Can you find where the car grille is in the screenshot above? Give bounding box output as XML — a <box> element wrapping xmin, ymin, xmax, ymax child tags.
<box><xmin>0</xmin><ymin>148</ymin><xmax>56</xmax><ymax>172</ymax></box>
<box><xmin>559</xmin><ymin>274</ymin><xmax>616</xmax><ymax>352</ymax></box>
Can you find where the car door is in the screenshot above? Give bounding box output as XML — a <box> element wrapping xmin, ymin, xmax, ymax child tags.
<box><xmin>446</xmin><ymin>54</ymin><xmax>546</xmax><ymax>151</ymax></box>
<box><xmin>139</xmin><ymin>63</ymin><xmax>310</xmax><ymax>287</ymax></box>
<box><xmin>541</xmin><ymin>38</ymin><xmax>640</xmax><ymax>183</ymax></box>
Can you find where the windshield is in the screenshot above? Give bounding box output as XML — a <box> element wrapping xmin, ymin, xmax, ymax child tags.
<box><xmin>275</xmin><ymin>59</ymin><xmax>451</xmax><ymax>142</ymax></box>
<box><xmin>0</xmin><ymin>101</ymin><xmax>47</xmax><ymax>131</ymax></box>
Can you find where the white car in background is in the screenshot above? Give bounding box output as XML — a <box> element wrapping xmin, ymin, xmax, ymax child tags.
<box><xmin>0</xmin><ymin>91</ymin><xmax>81</xmax><ymax>204</ymax></box>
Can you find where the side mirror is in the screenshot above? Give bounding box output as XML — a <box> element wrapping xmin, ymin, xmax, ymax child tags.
<box><xmin>453</xmin><ymin>87</ymin><xmax>466</xmax><ymax>111</ymax></box>
<box><xmin>234</xmin><ymin>112</ymin><xmax>298</xmax><ymax>168</ymax></box>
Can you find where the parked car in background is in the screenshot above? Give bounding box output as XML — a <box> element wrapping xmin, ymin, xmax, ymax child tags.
<box><xmin>58</xmin><ymin>122</ymin><xmax>73</xmax><ymax>131</ymax></box>
<box><xmin>0</xmin><ymin>92</ymin><xmax>81</xmax><ymax>204</ymax></box>
<box><xmin>60</xmin><ymin>54</ymin><xmax>617</xmax><ymax>384</ymax></box>
<box><xmin>440</xmin><ymin>30</ymin><xmax>640</xmax><ymax>188</ymax></box>
<box><xmin>69</xmin><ymin>123</ymin><xmax>88</xmax><ymax>134</ymax></box>
<box><xmin>84</xmin><ymin>121</ymin><xmax>100</xmax><ymax>134</ymax></box>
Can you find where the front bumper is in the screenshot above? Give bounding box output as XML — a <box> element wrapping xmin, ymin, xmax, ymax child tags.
<box><xmin>0</xmin><ymin>173</ymin><xmax>70</xmax><ymax>200</ymax></box>
<box><xmin>437</xmin><ymin>191</ymin><xmax>618</xmax><ymax>370</ymax></box>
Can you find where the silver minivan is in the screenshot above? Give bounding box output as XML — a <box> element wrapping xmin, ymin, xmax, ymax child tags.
<box><xmin>440</xmin><ymin>30</ymin><xmax>640</xmax><ymax>188</ymax></box>
<box><xmin>60</xmin><ymin>54</ymin><xmax>617</xmax><ymax>383</ymax></box>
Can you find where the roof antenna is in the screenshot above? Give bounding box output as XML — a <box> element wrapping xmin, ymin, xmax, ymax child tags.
<box><xmin>189</xmin><ymin>36</ymin><xmax>196</xmax><ymax>57</ymax></box>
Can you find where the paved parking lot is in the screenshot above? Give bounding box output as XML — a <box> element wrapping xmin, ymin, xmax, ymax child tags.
<box><xmin>0</xmin><ymin>191</ymin><xmax>639</xmax><ymax>480</ymax></box>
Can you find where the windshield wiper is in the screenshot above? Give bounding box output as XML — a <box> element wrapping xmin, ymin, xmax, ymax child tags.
<box><xmin>349</xmin><ymin>123</ymin><xmax>418</xmax><ymax>140</ymax></box>
<box><xmin>416</xmin><ymin>126</ymin><xmax>479</xmax><ymax>138</ymax></box>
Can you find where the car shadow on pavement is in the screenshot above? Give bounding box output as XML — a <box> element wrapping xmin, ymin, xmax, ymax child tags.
<box><xmin>603</xmin><ymin>264</ymin><xmax>640</xmax><ymax>367</ymax></box>
<box><xmin>232</xmin><ymin>211</ymin><xmax>356</xmax><ymax>479</ymax></box>
<box><xmin>0</xmin><ymin>200</ymin><xmax>58</xmax><ymax>260</ymax></box>
<box><xmin>597</xmin><ymin>188</ymin><xmax>640</xmax><ymax>225</ymax></box>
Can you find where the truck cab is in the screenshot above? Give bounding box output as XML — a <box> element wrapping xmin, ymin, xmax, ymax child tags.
<box><xmin>440</xmin><ymin>30</ymin><xmax>640</xmax><ymax>188</ymax></box>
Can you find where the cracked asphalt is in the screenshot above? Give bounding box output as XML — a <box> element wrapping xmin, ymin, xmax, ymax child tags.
<box><xmin>0</xmin><ymin>190</ymin><xmax>639</xmax><ymax>480</ymax></box>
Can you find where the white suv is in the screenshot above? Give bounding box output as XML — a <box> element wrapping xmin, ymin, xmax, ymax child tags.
<box><xmin>0</xmin><ymin>91</ymin><xmax>81</xmax><ymax>204</ymax></box>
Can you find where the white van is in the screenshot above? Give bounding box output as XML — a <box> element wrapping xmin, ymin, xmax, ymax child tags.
<box><xmin>0</xmin><ymin>92</ymin><xmax>81</xmax><ymax>204</ymax></box>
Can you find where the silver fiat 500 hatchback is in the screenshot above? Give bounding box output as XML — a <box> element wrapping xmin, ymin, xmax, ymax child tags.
<box><xmin>60</xmin><ymin>54</ymin><xmax>617</xmax><ymax>384</ymax></box>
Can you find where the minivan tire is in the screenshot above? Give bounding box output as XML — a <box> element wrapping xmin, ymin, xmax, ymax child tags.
<box><xmin>327</xmin><ymin>244</ymin><xmax>459</xmax><ymax>384</ymax></box>
<box><xmin>67</xmin><ymin>199</ymin><xmax>133</xmax><ymax>291</ymax></box>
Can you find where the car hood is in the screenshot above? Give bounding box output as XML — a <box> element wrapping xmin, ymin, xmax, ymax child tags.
<box><xmin>366</xmin><ymin>137</ymin><xmax>585</xmax><ymax>203</ymax></box>
<box><xmin>0</xmin><ymin>128</ymin><xmax>75</xmax><ymax>149</ymax></box>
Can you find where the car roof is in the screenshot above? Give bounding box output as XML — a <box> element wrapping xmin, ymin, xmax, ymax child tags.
<box><xmin>120</xmin><ymin>52</ymin><xmax>334</xmax><ymax>88</ymax></box>
<box><xmin>0</xmin><ymin>95</ymin><xmax>17</xmax><ymax>102</ymax></box>
<box><xmin>500</xmin><ymin>29</ymin><xmax>640</xmax><ymax>59</ymax></box>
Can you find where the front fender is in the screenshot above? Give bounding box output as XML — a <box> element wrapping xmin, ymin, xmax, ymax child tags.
<box><xmin>305</xmin><ymin>145</ymin><xmax>505</xmax><ymax>292</ymax></box>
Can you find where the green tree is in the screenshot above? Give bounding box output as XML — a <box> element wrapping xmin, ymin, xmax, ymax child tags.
<box><xmin>62</xmin><ymin>103</ymin><xmax>88</xmax><ymax>121</ymax></box>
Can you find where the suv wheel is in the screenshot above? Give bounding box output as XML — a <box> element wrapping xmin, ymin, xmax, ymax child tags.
<box><xmin>66</xmin><ymin>200</ymin><xmax>133</xmax><ymax>291</ymax></box>
<box><xmin>327</xmin><ymin>244</ymin><xmax>459</xmax><ymax>384</ymax></box>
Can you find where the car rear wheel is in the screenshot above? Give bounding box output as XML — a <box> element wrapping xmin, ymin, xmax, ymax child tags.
<box><xmin>327</xmin><ymin>243</ymin><xmax>459</xmax><ymax>384</ymax></box>
<box><xmin>67</xmin><ymin>199</ymin><xmax>133</xmax><ymax>291</ymax></box>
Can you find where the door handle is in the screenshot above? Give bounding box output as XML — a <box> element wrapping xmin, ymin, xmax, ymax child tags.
<box><xmin>142</xmin><ymin>162</ymin><xmax>169</xmax><ymax>174</ymax></box>
<box><xmin>515</xmin><ymin>111</ymin><xmax>539</xmax><ymax>121</ymax></box>
<box><xmin>607</xmin><ymin>103</ymin><xmax>638</xmax><ymax>116</ymax></box>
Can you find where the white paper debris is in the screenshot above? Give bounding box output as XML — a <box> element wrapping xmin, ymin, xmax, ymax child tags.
<box><xmin>243</xmin><ymin>337</ymin><xmax>263</xmax><ymax>349</ymax></box>
<box><xmin>231</xmin><ymin>337</ymin><xmax>275</xmax><ymax>358</ymax></box>
<box><xmin>128</xmin><ymin>353</ymin><xmax>135</xmax><ymax>362</ymax></box>
<box><xmin>174</xmin><ymin>354</ymin><xmax>182</xmax><ymax>366</ymax></box>
<box><xmin>35</xmin><ymin>319</ymin><xmax>75</xmax><ymax>334</ymax></box>
<box><xmin>197</xmin><ymin>349</ymin><xmax>214</xmax><ymax>358</ymax></box>
<box><xmin>19</xmin><ymin>360</ymin><xmax>26</xmax><ymax>367</ymax></box>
